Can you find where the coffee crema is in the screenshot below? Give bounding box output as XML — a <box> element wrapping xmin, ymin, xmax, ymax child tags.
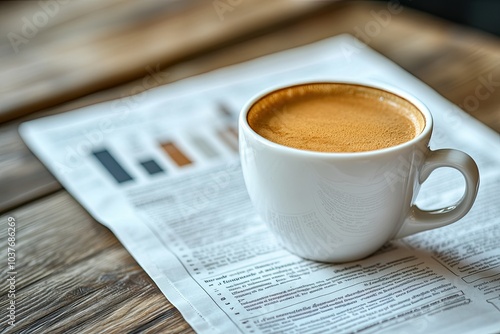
<box><xmin>247</xmin><ymin>83</ymin><xmax>425</xmax><ymax>153</ymax></box>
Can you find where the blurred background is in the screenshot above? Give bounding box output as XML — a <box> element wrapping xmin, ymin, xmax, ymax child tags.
<box><xmin>400</xmin><ymin>0</ymin><xmax>500</xmax><ymax>36</ymax></box>
<box><xmin>0</xmin><ymin>0</ymin><xmax>499</xmax><ymax>129</ymax></box>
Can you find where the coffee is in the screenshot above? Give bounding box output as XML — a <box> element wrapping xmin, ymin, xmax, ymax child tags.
<box><xmin>241</xmin><ymin>81</ymin><xmax>479</xmax><ymax>262</ymax></box>
<box><xmin>247</xmin><ymin>83</ymin><xmax>425</xmax><ymax>153</ymax></box>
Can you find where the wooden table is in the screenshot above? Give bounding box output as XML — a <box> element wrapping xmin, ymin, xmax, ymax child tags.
<box><xmin>1</xmin><ymin>1</ymin><xmax>499</xmax><ymax>332</ymax></box>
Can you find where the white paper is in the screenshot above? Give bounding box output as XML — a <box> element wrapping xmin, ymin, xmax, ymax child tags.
<box><xmin>19</xmin><ymin>35</ymin><xmax>500</xmax><ymax>333</ymax></box>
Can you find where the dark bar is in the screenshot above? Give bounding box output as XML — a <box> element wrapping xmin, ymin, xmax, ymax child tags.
<box><xmin>217</xmin><ymin>102</ymin><xmax>233</xmax><ymax>117</ymax></box>
<box><xmin>140</xmin><ymin>159</ymin><xmax>165</xmax><ymax>175</ymax></box>
<box><xmin>92</xmin><ymin>149</ymin><xmax>134</xmax><ymax>183</ymax></box>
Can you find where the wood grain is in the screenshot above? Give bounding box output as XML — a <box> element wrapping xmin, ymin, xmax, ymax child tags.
<box><xmin>0</xmin><ymin>1</ymin><xmax>499</xmax><ymax>333</ymax></box>
<box><xmin>0</xmin><ymin>191</ymin><xmax>192</xmax><ymax>333</ymax></box>
<box><xmin>0</xmin><ymin>0</ymin><xmax>327</xmax><ymax>122</ymax></box>
<box><xmin>0</xmin><ymin>125</ymin><xmax>59</xmax><ymax>213</ymax></box>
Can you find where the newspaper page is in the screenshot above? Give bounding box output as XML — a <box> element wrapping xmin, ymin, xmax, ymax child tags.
<box><xmin>19</xmin><ymin>35</ymin><xmax>500</xmax><ymax>333</ymax></box>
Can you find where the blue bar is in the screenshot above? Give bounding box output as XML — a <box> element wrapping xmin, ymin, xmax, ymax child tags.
<box><xmin>140</xmin><ymin>159</ymin><xmax>165</xmax><ymax>175</ymax></box>
<box><xmin>92</xmin><ymin>149</ymin><xmax>134</xmax><ymax>184</ymax></box>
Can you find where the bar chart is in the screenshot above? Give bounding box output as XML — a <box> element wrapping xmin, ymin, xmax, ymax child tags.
<box><xmin>91</xmin><ymin>125</ymin><xmax>238</xmax><ymax>185</ymax></box>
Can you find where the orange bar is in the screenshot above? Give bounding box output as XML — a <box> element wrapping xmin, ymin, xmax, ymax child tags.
<box><xmin>161</xmin><ymin>141</ymin><xmax>192</xmax><ymax>167</ymax></box>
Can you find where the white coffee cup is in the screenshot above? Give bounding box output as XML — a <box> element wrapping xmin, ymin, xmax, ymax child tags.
<box><xmin>239</xmin><ymin>80</ymin><xmax>480</xmax><ymax>263</ymax></box>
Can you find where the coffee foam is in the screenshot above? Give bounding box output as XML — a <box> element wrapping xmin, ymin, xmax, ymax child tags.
<box><xmin>247</xmin><ymin>83</ymin><xmax>425</xmax><ymax>153</ymax></box>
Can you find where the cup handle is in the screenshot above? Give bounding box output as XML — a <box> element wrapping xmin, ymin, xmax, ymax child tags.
<box><xmin>394</xmin><ymin>149</ymin><xmax>480</xmax><ymax>239</ymax></box>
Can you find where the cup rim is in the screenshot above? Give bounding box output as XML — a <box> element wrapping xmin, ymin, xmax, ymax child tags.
<box><xmin>239</xmin><ymin>79</ymin><xmax>433</xmax><ymax>158</ymax></box>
